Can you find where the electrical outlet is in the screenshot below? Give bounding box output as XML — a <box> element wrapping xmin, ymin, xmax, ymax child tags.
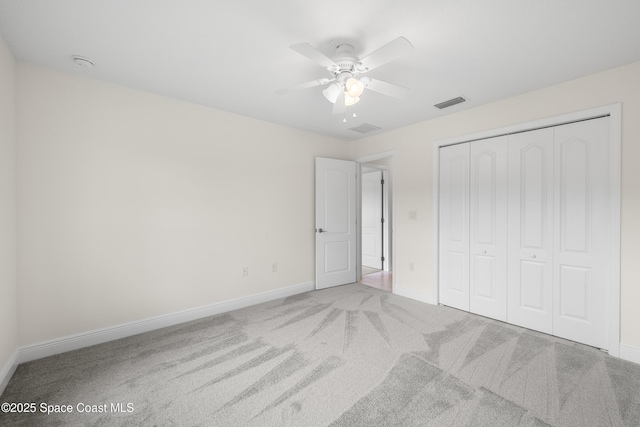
<box><xmin>271</xmin><ymin>262</ymin><xmax>278</xmax><ymax>273</ymax></box>
<box><xmin>242</xmin><ymin>267</ymin><xmax>249</xmax><ymax>277</ymax></box>
<box><xmin>409</xmin><ymin>262</ymin><xmax>415</xmax><ymax>271</ymax></box>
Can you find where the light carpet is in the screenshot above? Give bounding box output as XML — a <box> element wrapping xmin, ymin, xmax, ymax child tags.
<box><xmin>2</xmin><ymin>283</ymin><xmax>640</xmax><ymax>426</ymax></box>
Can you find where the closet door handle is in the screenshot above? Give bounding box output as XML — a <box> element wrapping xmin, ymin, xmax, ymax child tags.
<box><xmin>531</xmin><ymin>254</ymin><xmax>537</xmax><ymax>259</ymax></box>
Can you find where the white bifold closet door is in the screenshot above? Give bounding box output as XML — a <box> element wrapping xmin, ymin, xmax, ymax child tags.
<box><xmin>470</xmin><ymin>136</ymin><xmax>508</xmax><ymax>321</ymax></box>
<box><xmin>439</xmin><ymin>136</ymin><xmax>508</xmax><ymax>321</ymax></box>
<box><xmin>438</xmin><ymin>143</ymin><xmax>470</xmax><ymax>311</ymax></box>
<box><xmin>552</xmin><ymin>119</ymin><xmax>610</xmax><ymax>349</ymax></box>
<box><xmin>439</xmin><ymin>117</ymin><xmax>611</xmax><ymax>350</ymax></box>
<box><xmin>507</xmin><ymin>127</ymin><xmax>555</xmax><ymax>335</ymax></box>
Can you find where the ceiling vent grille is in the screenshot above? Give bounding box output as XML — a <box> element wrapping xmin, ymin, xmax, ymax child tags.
<box><xmin>348</xmin><ymin>123</ymin><xmax>381</xmax><ymax>134</ymax></box>
<box><xmin>434</xmin><ymin>96</ymin><xmax>466</xmax><ymax>109</ymax></box>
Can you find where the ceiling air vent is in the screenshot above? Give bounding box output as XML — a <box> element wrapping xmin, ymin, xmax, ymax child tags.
<box><xmin>349</xmin><ymin>123</ymin><xmax>382</xmax><ymax>134</ymax></box>
<box><xmin>434</xmin><ymin>96</ymin><xmax>466</xmax><ymax>109</ymax></box>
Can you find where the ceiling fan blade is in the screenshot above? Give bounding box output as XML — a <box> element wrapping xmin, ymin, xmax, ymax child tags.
<box><xmin>361</xmin><ymin>77</ymin><xmax>410</xmax><ymax>99</ymax></box>
<box><xmin>290</xmin><ymin>42</ymin><xmax>339</xmax><ymax>71</ymax></box>
<box><xmin>357</xmin><ymin>37</ymin><xmax>414</xmax><ymax>72</ymax></box>
<box><xmin>332</xmin><ymin>91</ymin><xmax>346</xmax><ymax>115</ymax></box>
<box><xmin>276</xmin><ymin>78</ymin><xmax>333</xmax><ymax>95</ymax></box>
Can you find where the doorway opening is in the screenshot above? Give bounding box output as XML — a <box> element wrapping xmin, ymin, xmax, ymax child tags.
<box><xmin>357</xmin><ymin>153</ymin><xmax>394</xmax><ymax>293</ymax></box>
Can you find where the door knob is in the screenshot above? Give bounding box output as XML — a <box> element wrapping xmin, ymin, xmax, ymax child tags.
<box><xmin>531</xmin><ymin>254</ymin><xmax>537</xmax><ymax>259</ymax></box>
<box><xmin>317</xmin><ymin>228</ymin><xmax>326</xmax><ymax>233</ymax></box>
<box><xmin>482</xmin><ymin>249</ymin><xmax>487</xmax><ymax>254</ymax></box>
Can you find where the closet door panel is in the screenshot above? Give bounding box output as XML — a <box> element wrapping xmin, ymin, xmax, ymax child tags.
<box><xmin>439</xmin><ymin>143</ymin><xmax>470</xmax><ymax>311</ymax></box>
<box><xmin>507</xmin><ymin>128</ymin><xmax>554</xmax><ymax>334</ymax></box>
<box><xmin>470</xmin><ymin>136</ymin><xmax>508</xmax><ymax>321</ymax></box>
<box><xmin>520</xmin><ymin>261</ymin><xmax>545</xmax><ymax>310</ymax></box>
<box><xmin>553</xmin><ymin>117</ymin><xmax>610</xmax><ymax>349</ymax></box>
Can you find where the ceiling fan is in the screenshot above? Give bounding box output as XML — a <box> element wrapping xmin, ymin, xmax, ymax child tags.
<box><xmin>276</xmin><ymin>37</ymin><xmax>414</xmax><ymax>115</ymax></box>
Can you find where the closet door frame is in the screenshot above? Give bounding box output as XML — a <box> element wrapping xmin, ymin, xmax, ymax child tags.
<box><xmin>432</xmin><ymin>103</ymin><xmax>621</xmax><ymax>357</ymax></box>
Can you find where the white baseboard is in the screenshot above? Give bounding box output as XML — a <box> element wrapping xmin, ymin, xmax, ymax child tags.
<box><xmin>619</xmin><ymin>343</ymin><xmax>640</xmax><ymax>365</ymax></box>
<box><xmin>18</xmin><ymin>281</ymin><xmax>315</xmax><ymax>364</ymax></box>
<box><xmin>393</xmin><ymin>285</ymin><xmax>436</xmax><ymax>305</ymax></box>
<box><xmin>0</xmin><ymin>349</ymin><xmax>18</xmax><ymax>396</ymax></box>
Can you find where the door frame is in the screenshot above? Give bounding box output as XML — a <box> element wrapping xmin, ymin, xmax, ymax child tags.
<box><xmin>360</xmin><ymin>166</ymin><xmax>389</xmax><ymax>271</ymax></box>
<box><xmin>356</xmin><ymin>151</ymin><xmax>396</xmax><ymax>290</ymax></box>
<box><xmin>432</xmin><ymin>103</ymin><xmax>621</xmax><ymax>357</ymax></box>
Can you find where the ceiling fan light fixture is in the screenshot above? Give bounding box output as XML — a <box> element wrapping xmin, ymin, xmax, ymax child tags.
<box><xmin>279</xmin><ymin>36</ymin><xmax>414</xmax><ymax>114</ymax></box>
<box><xmin>322</xmin><ymin>83</ymin><xmax>342</xmax><ymax>103</ymax></box>
<box><xmin>344</xmin><ymin>93</ymin><xmax>360</xmax><ymax>106</ymax></box>
<box><xmin>345</xmin><ymin>77</ymin><xmax>365</xmax><ymax>98</ymax></box>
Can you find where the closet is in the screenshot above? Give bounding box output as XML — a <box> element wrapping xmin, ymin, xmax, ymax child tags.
<box><xmin>438</xmin><ymin>116</ymin><xmax>611</xmax><ymax>350</ymax></box>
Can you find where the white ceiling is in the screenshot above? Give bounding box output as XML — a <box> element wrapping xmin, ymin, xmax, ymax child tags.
<box><xmin>1</xmin><ymin>1</ymin><xmax>640</xmax><ymax>141</ymax></box>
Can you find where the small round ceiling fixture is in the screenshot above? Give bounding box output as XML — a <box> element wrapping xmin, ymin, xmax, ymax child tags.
<box><xmin>72</xmin><ymin>55</ymin><xmax>94</xmax><ymax>69</ymax></box>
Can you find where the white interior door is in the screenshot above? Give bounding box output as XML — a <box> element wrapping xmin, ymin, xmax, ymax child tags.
<box><xmin>315</xmin><ymin>157</ymin><xmax>357</xmax><ymax>289</ymax></box>
<box><xmin>439</xmin><ymin>143</ymin><xmax>470</xmax><ymax>311</ymax></box>
<box><xmin>507</xmin><ymin>128</ymin><xmax>554</xmax><ymax>334</ymax></box>
<box><xmin>470</xmin><ymin>136</ymin><xmax>508</xmax><ymax>321</ymax></box>
<box><xmin>552</xmin><ymin>118</ymin><xmax>610</xmax><ymax>349</ymax></box>
<box><xmin>362</xmin><ymin>170</ymin><xmax>383</xmax><ymax>269</ymax></box>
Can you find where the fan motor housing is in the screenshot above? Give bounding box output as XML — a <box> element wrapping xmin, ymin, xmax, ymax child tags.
<box><xmin>332</xmin><ymin>44</ymin><xmax>358</xmax><ymax>74</ymax></box>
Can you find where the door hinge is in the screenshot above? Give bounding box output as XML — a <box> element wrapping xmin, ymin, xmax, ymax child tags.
<box><xmin>381</xmin><ymin>179</ymin><xmax>385</xmax><ymax>185</ymax></box>
<box><xmin>381</xmin><ymin>218</ymin><xmax>385</xmax><ymax>223</ymax></box>
<box><xmin>381</xmin><ymin>256</ymin><xmax>385</xmax><ymax>262</ymax></box>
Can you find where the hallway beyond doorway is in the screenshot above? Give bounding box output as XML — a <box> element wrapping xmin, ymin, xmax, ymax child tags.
<box><xmin>359</xmin><ymin>270</ymin><xmax>392</xmax><ymax>293</ymax></box>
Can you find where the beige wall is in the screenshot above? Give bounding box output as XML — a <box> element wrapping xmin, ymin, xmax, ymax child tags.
<box><xmin>16</xmin><ymin>63</ymin><xmax>346</xmax><ymax>345</ymax></box>
<box><xmin>9</xmin><ymin>50</ymin><xmax>640</xmax><ymax>354</ymax></box>
<box><xmin>348</xmin><ymin>60</ymin><xmax>640</xmax><ymax>349</ymax></box>
<box><xmin>0</xmin><ymin>38</ymin><xmax>18</xmax><ymax>371</ymax></box>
